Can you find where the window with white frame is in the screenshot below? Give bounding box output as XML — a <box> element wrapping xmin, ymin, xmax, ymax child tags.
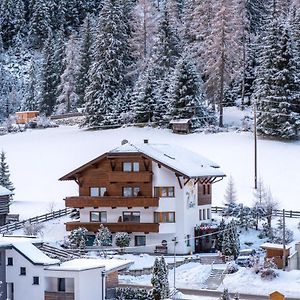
<box><xmin>123</xmin><ymin>186</ymin><xmax>140</xmax><ymax>197</ymax></box>
<box><xmin>123</xmin><ymin>162</ymin><xmax>140</xmax><ymax>172</ymax></box>
<box><xmin>90</xmin><ymin>187</ymin><xmax>107</xmax><ymax>197</ymax></box>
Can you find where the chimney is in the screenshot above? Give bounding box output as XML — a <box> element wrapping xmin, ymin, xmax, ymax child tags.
<box><xmin>144</xmin><ymin>139</ymin><xmax>149</xmax><ymax>144</ymax></box>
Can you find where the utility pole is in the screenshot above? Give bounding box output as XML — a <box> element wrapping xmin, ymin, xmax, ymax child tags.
<box><xmin>254</xmin><ymin>98</ymin><xmax>258</xmax><ymax>189</ymax></box>
<box><xmin>282</xmin><ymin>209</ymin><xmax>286</xmax><ymax>271</ymax></box>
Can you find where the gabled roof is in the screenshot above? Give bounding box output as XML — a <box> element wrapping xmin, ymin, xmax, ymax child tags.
<box><xmin>60</xmin><ymin>142</ymin><xmax>225</xmax><ymax>181</ymax></box>
<box><xmin>0</xmin><ymin>185</ymin><xmax>14</xmax><ymax>196</ymax></box>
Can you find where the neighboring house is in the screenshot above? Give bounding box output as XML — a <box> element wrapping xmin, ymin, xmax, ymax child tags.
<box><xmin>60</xmin><ymin>140</ymin><xmax>225</xmax><ymax>254</ymax></box>
<box><xmin>287</xmin><ymin>242</ymin><xmax>300</xmax><ymax>271</ymax></box>
<box><xmin>169</xmin><ymin>119</ymin><xmax>191</xmax><ymax>134</ymax></box>
<box><xmin>0</xmin><ymin>236</ymin><xmax>131</xmax><ymax>300</ymax></box>
<box><xmin>15</xmin><ymin>111</ymin><xmax>39</xmax><ymax>125</ymax></box>
<box><xmin>0</xmin><ymin>185</ymin><xmax>13</xmax><ymax>225</ymax></box>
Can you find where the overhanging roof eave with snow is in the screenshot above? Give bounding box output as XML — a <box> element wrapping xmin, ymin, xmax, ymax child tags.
<box><xmin>0</xmin><ymin>185</ymin><xmax>14</xmax><ymax>196</ymax></box>
<box><xmin>59</xmin><ymin>142</ymin><xmax>225</xmax><ymax>182</ymax></box>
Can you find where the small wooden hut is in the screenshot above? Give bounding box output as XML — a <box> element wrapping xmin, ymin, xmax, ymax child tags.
<box><xmin>0</xmin><ymin>185</ymin><xmax>13</xmax><ymax>225</ymax></box>
<box><xmin>170</xmin><ymin>119</ymin><xmax>191</xmax><ymax>134</ymax></box>
<box><xmin>16</xmin><ymin>111</ymin><xmax>39</xmax><ymax>124</ymax></box>
<box><xmin>269</xmin><ymin>291</ymin><xmax>285</xmax><ymax>300</ymax></box>
<box><xmin>261</xmin><ymin>242</ymin><xmax>291</xmax><ymax>269</ymax></box>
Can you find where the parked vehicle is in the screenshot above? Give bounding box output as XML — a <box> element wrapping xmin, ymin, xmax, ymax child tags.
<box><xmin>236</xmin><ymin>249</ymin><xmax>256</xmax><ymax>267</ymax></box>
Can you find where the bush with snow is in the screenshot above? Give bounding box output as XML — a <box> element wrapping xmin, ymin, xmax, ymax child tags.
<box><xmin>227</xmin><ymin>262</ymin><xmax>239</xmax><ymax>274</ymax></box>
<box><xmin>23</xmin><ymin>221</ymin><xmax>44</xmax><ymax>236</ymax></box>
<box><xmin>252</xmin><ymin>258</ymin><xmax>278</xmax><ymax>280</ymax></box>
<box><xmin>68</xmin><ymin>227</ymin><xmax>88</xmax><ymax>250</ymax></box>
<box><xmin>115</xmin><ymin>232</ymin><xmax>131</xmax><ymax>252</ymax></box>
<box><xmin>116</xmin><ymin>287</ymin><xmax>152</xmax><ymax>300</ymax></box>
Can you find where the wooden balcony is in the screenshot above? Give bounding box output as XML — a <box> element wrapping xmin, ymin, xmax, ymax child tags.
<box><xmin>108</xmin><ymin>171</ymin><xmax>152</xmax><ymax>183</ymax></box>
<box><xmin>65</xmin><ymin>196</ymin><xmax>159</xmax><ymax>208</ymax></box>
<box><xmin>45</xmin><ymin>291</ymin><xmax>74</xmax><ymax>300</ymax></box>
<box><xmin>66</xmin><ymin>222</ymin><xmax>159</xmax><ymax>233</ymax></box>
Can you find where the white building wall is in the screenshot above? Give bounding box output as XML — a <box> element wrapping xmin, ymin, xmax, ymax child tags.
<box><xmin>5</xmin><ymin>248</ymin><xmax>49</xmax><ymax>300</ymax></box>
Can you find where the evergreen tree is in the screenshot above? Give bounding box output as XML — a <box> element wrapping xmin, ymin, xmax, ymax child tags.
<box><xmin>151</xmin><ymin>256</ymin><xmax>169</xmax><ymax>300</ymax></box>
<box><xmin>159</xmin><ymin>256</ymin><xmax>169</xmax><ymax>299</ymax></box>
<box><xmin>216</xmin><ymin>218</ymin><xmax>226</xmax><ymax>251</ymax></box>
<box><xmin>68</xmin><ymin>227</ymin><xmax>88</xmax><ymax>250</ymax></box>
<box><xmin>28</xmin><ymin>0</ymin><xmax>52</xmax><ymax>48</ymax></box>
<box><xmin>23</xmin><ymin>59</ymin><xmax>39</xmax><ymax>111</ymax></box>
<box><xmin>93</xmin><ymin>224</ymin><xmax>112</xmax><ymax>247</ymax></box>
<box><xmin>167</xmin><ymin>55</ymin><xmax>211</xmax><ymax>130</ymax></box>
<box><xmin>84</xmin><ymin>0</ymin><xmax>133</xmax><ymax>127</ymax></box>
<box><xmin>254</xmin><ymin>17</ymin><xmax>300</xmax><ymax>139</ymax></box>
<box><xmin>220</xmin><ymin>288</ymin><xmax>231</xmax><ymax>300</ymax></box>
<box><xmin>76</xmin><ymin>15</ymin><xmax>94</xmax><ymax>107</ymax></box>
<box><xmin>115</xmin><ymin>232</ymin><xmax>131</xmax><ymax>252</ymax></box>
<box><xmin>0</xmin><ymin>151</ymin><xmax>14</xmax><ymax>191</ymax></box>
<box><xmin>0</xmin><ymin>0</ymin><xmax>26</xmax><ymax>49</ymax></box>
<box><xmin>224</xmin><ymin>176</ymin><xmax>237</xmax><ymax>205</ymax></box>
<box><xmin>222</xmin><ymin>221</ymin><xmax>240</xmax><ymax>258</ymax></box>
<box><xmin>56</xmin><ymin>33</ymin><xmax>80</xmax><ymax>114</ymax></box>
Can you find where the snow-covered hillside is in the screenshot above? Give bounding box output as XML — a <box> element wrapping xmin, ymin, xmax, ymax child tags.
<box><xmin>1</xmin><ymin>124</ymin><xmax>300</xmax><ymax>218</ymax></box>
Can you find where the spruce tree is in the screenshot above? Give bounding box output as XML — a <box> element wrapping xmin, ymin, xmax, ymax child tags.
<box><xmin>93</xmin><ymin>224</ymin><xmax>112</xmax><ymax>247</ymax></box>
<box><xmin>76</xmin><ymin>15</ymin><xmax>94</xmax><ymax>108</ymax></box>
<box><xmin>254</xmin><ymin>18</ymin><xmax>299</xmax><ymax>139</ymax></box>
<box><xmin>167</xmin><ymin>55</ymin><xmax>211</xmax><ymax>130</ymax></box>
<box><xmin>0</xmin><ymin>0</ymin><xmax>26</xmax><ymax>49</ymax></box>
<box><xmin>0</xmin><ymin>151</ymin><xmax>14</xmax><ymax>191</ymax></box>
<box><xmin>224</xmin><ymin>176</ymin><xmax>237</xmax><ymax>205</ymax></box>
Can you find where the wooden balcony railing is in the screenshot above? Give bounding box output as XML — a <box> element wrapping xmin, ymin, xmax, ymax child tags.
<box><xmin>66</xmin><ymin>222</ymin><xmax>159</xmax><ymax>233</ymax></box>
<box><xmin>44</xmin><ymin>291</ymin><xmax>74</xmax><ymax>300</ymax></box>
<box><xmin>108</xmin><ymin>171</ymin><xmax>152</xmax><ymax>183</ymax></box>
<box><xmin>65</xmin><ymin>196</ymin><xmax>159</xmax><ymax>208</ymax></box>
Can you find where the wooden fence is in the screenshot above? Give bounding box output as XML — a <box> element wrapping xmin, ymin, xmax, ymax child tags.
<box><xmin>0</xmin><ymin>208</ymin><xmax>72</xmax><ymax>234</ymax></box>
<box><xmin>211</xmin><ymin>206</ymin><xmax>300</xmax><ymax>218</ymax></box>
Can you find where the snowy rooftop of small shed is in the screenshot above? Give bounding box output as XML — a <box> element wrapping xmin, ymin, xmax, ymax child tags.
<box><xmin>0</xmin><ymin>185</ymin><xmax>13</xmax><ymax>196</ymax></box>
<box><xmin>110</xmin><ymin>142</ymin><xmax>225</xmax><ymax>178</ymax></box>
<box><xmin>46</xmin><ymin>258</ymin><xmax>133</xmax><ymax>272</ymax></box>
<box><xmin>260</xmin><ymin>242</ymin><xmax>292</xmax><ymax>250</ymax></box>
<box><xmin>169</xmin><ymin>119</ymin><xmax>191</xmax><ymax>124</ymax></box>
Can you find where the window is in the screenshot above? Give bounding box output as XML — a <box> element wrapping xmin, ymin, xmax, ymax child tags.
<box><xmin>33</xmin><ymin>277</ymin><xmax>39</xmax><ymax>285</ymax></box>
<box><xmin>154</xmin><ymin>212</ymin><xmax>175</xmax><ymax>223</ymax></box>
<box><xmin>199</xmin><ymin>210</ymin><xmax>202</xmax><ymax>221</ymax></box>
<box><xmin>58</xmin><ymin>278</ymin><xmax>66</xmax><ymax>292</ymax></box>
<box><xmin>90</xmin><ymin>211</ymin><xmax>107</xmax><ymax>222</ymax></box>
<box><xmin>203</xmin><ymin>209</ymin><xmax>206</xmax><ymax>220</ymax></box>
<box><xmin>122</xmin><ymin>186</ymin><xmax>140</xmax><ymax>197</ymax></box>
<box><xmin>202</xmin><ymin>184</ymin><xmax>211</xmax><ymax>195</ymax></box>
<box><xmin>90</xmin><ymin>187</ymin><xmax>107</xmax><ymax>197</ymax></box>
<box><xmin>123</xmin><ymin>162</ymin><xmax>140</xmax><ymax>172</ymax></box>
<box><xmin>7</xmin><ymin>257</ymin><xmax>13</xmax><ymax>266</ymax></box>
<box><xmin>207</xmin><ymin>208</ymin><xmax>211</xmax><ymax>219</ymax></box>
<box><xmin>154</xmin><ymin>187</ymin><xmax>175</xmax><ymax>197</ymax></box>
<box><xmin>20</xmin><ymin>267</ymin><xmax>26</xmax><ymax>276</ymax></box>
<box><xmin>123</xmin><ymin>211</ymin><xmax>140</xmax><ymax>222</ymax></box>
<box><xmin>135</xmin><ymin>235</ymin><xmax>146</xmax><ymax>246</ymax></box>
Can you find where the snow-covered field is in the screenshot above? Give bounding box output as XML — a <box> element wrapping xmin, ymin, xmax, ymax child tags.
<box><xmin>1</xmin><ymin>122</ymin><xmax>300</xmax><ymax>219</ymax></box>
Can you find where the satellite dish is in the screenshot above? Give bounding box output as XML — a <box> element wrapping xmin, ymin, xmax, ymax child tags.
<box><xmin>121</xmin><ymin>139</ymin><xmax>128</xmax><ymax>145</ymax></box>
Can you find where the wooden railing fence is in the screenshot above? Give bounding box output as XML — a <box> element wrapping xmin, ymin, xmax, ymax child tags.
<box><xmin>211</xmin><ymin>206</ymin><xmax>300</xmax><ymax>218</ymax></box>
<box><xmin>0</xmin><ymin>208</ymin><xmax>72</xmax><ymax>234</ymax></box>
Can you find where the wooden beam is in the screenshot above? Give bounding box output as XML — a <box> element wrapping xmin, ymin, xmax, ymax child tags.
<box><xmin>108</xmin><ymin>159</ymin><xmax>116</xmax><ymax>171</ymax></box>
<box><xmin>184</xmin><ymin>178</ymin><xmax>191</xmax><ymax>186</ymax></box>
<box><xmin>194</xmin><ymin>178</ymin><xmax>200</xmax><ymax>185</ymax></box>
<box><xmin>176</xmin><ymin>174</ymin><xmax>183</xmax><ymax>189</ymax></box>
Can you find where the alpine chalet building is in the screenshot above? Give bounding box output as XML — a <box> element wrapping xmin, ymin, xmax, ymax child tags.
<box><xmin>60</xmin><ymin>140</ymin><xmax>225</xmax><ymax>254</ymax></box>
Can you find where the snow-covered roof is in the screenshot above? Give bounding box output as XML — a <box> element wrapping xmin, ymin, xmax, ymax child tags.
<box><xmin>110</xmin><ymin>142</ymin><xmax>225</xmax><ymax>178</ymax></box>
<box><xmin>260</xmin><ymin>242</ymin><xmax>292</xmax><ymax>250</ymax></box>
<box><xmin>46</xmin><ymin>258</ymin><xmax>133</xmax><ymax>272</ymax></box>
<box><xmin>15</xmin><ymin>111</ymin><xmax>39</xmax><ymax>114</ymax></box>
<box><xmin>0</xmin><ymin>237</ymin><xmax>59</xmax><ymax>265</ymax></box>
<box><xmin>169</xmin><ymin>119</ymin><xmax>191</xmax><ymax>124</ymax></box>
<box><xmin>0</xmin><ymin>185</ymin><xmax>13</xmax><ymax>196</ymax></box>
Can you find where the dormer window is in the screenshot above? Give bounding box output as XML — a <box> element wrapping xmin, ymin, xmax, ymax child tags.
<box><xmin>123</xmin><ymin>162</ymin><xmax>140</xmax><ymax>172</ymax></box>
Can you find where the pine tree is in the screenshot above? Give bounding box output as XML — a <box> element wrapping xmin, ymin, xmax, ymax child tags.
<box><xmin>216</xmin><ymin>218</ymin><xmax>226</xmax><ymax>251</ymax></box>
<box><xmin>56</xmin><ymin>33</ymin><xmax>80</xmax><ymax>114</ymax></box>
<box><xmin>76</xmin><ymin>15</ymin><xmax>94</xmax><ymax>107</ymax></box>
<box><xmin>93</xmin><ymin>224</ymin><xmax>112</xmax><ymax>247</ymax></box>
<box><xmin>68</xmin><ymin>227</ymin><xmax>88</xmax><ymax>249</ymax></box>
<box><xmin>167</xmin><ymin>55</ymin><xmax>211</xmax><ymax>130</ymax></box>
<box><xmin>115</xmin><ymin>232</ymin><xmax>131</xmax><ymax>252</ymax></box>
<box><xmin>23</xmin><ymin>59</ymin><xmax>39</xmax><ymax>111</ymax></box>
<box><xmin>220</xmin><ymin>288</ymin><xmax>231</xmax><ymax>300</ymax></box>
<box><xmin>159</xmin><ymin>256</ymin><xmax>169</xmax><ymax>299</ymax></box>
<box><xmin>151</xmin><ymin>257</ymin><xmax>161</xmax><ymax>300</ymax></box>
<box><xmin>254</xmin><ymin>16</ymin><xmax>300</xmax><ymax>139</ymax></box>
<box><xmin>0</xmin><ymin>151</ymin><xmax>14</xmax><ymax>191</ymax></box>
<box><xmin>151</xmin><ymin>256</ymin><xmax>169</xmax><ymax>300</ymax></box>
<box><xmin>0</xmin><ymin>0</ymin><xmax>26</xmax><ymax>49</ymax></box>
<box><xmin>84</xmin><ymin>0</ymin><xmax>133</xmax><ymax>127</ymax></box>
<box><xmin>28</xmin><ymin>0</ymin><xmax>52</xmax><ymax>48</ymax></box>
<box><xmin>224</xmin><ymin>176</ymin><xmax>237</xmax><ymax>205</ymax></box>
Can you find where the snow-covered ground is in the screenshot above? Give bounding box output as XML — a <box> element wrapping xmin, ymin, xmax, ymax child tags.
<box><xmin>1</xmin><ymin>121</ymin><xmax>300</xmax><ymax>219</ymax></box>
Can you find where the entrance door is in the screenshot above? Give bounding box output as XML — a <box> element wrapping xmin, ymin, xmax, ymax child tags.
<box><xmin>7</xmin><ymin>282</ymin><xmax>14</xmax><ymax>300</ymax></box>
